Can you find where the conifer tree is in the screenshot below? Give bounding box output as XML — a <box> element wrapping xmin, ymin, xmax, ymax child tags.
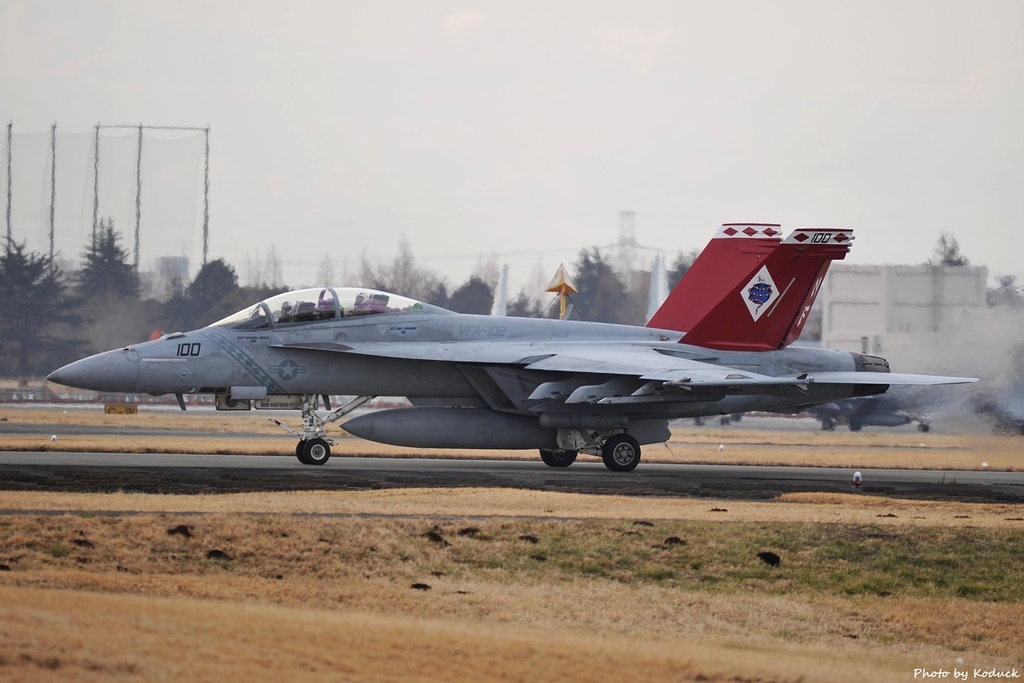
<box><xmin>0</xmin><ymin>240</ymin><xmax>82</xmax><ymax>377</ymax></box>
<box><xmin>76</xmin><ymin>219</ymin><xmax>141</xmax><ymax>299</ymax></box>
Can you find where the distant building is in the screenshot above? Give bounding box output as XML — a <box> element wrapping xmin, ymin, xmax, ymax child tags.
<box><xmin>148</xmin><ymin>256</ymin><xmax>191</xmax><ymax>300</ymax></box>
<box><xmin>822</xmin><ymin>263</ymin><xmax>988</xmax><ymax>354</ymax></box>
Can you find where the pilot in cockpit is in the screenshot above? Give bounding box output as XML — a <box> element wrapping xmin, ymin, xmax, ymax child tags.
<box><xmin>353</xmin><ymin>292</ymin><xmax>371</xmax><ymax>314</ymax></box>
<box><xmin>279</xmin><ymin>301</ymin><xmax>295</xmax><ymax>323</ymax></box>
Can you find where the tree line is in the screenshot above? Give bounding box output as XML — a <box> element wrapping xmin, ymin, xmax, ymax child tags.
<box><xmin>5</xmin><ymin>225</ymin><xmax>1016</xmax><ymax>381</ymax></box>
<box><xmin>0</xmin><ymin>223</ymin><xmax>695</xmax><ymax>379</ymax></box>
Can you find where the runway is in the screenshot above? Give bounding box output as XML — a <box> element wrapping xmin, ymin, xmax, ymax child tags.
<box><xmin>1</xmin><ymin>451</ymin><xmax>1023</xmax><ymax>502</ymax></box>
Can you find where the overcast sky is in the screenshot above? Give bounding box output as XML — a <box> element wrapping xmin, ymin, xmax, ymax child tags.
<box><xmin>2</xmin><ymin>0</ymin><xmax>1022</xmax><ymax>294</ymax></box>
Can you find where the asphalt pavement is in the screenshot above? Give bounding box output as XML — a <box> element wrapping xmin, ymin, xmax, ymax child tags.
<box><xmin>1</xmin><ymin>451</ymin><xmax>1021</xmax><ymax>502</ymax></box>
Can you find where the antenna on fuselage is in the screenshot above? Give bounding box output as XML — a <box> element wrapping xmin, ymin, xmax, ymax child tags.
<box><xmin>545</xmin><ymin>263</ymin><xmax>578</xmax><ymax>321</ymax></box>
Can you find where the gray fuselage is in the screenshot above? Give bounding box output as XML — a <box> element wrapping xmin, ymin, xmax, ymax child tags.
<box><xmin>51</xmin><ymin>309</ymin><xmax>870</xmax><ymax>422</ymax></box>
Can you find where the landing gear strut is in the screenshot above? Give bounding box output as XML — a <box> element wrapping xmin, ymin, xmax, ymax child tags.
<box><xmin>548</xmin><ymin>428</ymin><xmax>643</xmax><ymax>472</ymax></box>
<box><xmin>272</xmin><ymin>395</ymin><xmax>375</xmax><ymax>466</ymax></box>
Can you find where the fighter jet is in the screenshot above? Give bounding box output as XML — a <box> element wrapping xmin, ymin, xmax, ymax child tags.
<box><xmin>806</xmin><ymin>395</ymin><xmax>931</xmax><ymax>432</ymax></box>
<box><xmin>47</xmin><ymin>225</ymin><xmax>976</xmax><ymax>471</ymax></box>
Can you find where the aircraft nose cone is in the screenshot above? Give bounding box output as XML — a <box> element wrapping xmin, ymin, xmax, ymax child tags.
<box><xmin>47</xmin><ymin>349</ymin><xmax>140</xmax><ymax>392</ymax></box>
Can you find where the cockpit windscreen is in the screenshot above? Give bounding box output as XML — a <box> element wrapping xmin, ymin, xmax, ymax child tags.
<box><xmin>209</xmin><ymin>287</ymin><xmax>451</xmax><ymax>330</ymax></box>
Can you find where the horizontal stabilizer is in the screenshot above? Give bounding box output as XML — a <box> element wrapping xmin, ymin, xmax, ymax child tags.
<box><xmin>797</xmin><ymin>372</ymin><xmax>978</xmax><ymax>386</ymax></box>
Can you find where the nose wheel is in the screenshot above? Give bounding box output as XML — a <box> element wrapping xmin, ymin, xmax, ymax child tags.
<box><xmin>297</xmin><ymin>438</ymin><xmax>331</xmax><ymax>465</ymax></box>
<box><xmin>270</xmin><ymin>394</ymin><xmax>376</xmax><ymax>466</ymax></box>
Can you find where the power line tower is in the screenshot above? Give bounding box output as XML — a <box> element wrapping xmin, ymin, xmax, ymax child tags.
<box><xmin>92</xmin><ymin>123</ymin><xmax>211</xmax><ymax>268</ymax></box>
<box><xmin>611</xmin><ymin>209</ymin><xmax>645</xmax><ymax>285</ymax></box>
<box><xmin>616</xmin><ymin>210</ymin><xmax>639</xmax><ymax>273</ymax></box>
<box><xmin>48</xmin><ymin>123</ymin><xmax>56</xmax><ymax>264</ymax></box>
<box><xmin>4</xmin><ymin>121</ymin><xmax>11</xmax><ymax>250</ymax></box>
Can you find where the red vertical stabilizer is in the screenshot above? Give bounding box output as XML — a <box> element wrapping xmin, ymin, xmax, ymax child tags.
<box><xmin>680</xmin><ymin>228</ymin><xmax>854</xmax><ymax>351</ymax></box>
<box><xmin>646</xmin><ymin>224</ymin><xmax>781</xmax><ymax>333</ymax></box>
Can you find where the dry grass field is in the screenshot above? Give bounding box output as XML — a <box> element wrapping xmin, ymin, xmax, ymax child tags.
<box><xmin>2</xmin><ymin>406</ymin><xmax>1023</xmax><ymax>681</ymax></box>
<box><xmin>2</xmin><ymin>489</ymin><xmax>1024</xmax><ymax>682</ymax></box>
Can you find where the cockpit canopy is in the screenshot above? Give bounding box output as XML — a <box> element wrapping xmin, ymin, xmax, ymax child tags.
<box><xmin>209</xmin><ymin>287</ymin><xmax>452</xmax><ymax>330</ymax></box>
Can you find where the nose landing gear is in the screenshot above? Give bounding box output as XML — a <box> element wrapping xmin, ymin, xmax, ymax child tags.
<box><xmin>296</xmin><ymin>437</ymin><xmax>332</xmax><ymax>465</ymax></box>
<box><xmin>272</xmin><ymin>395</ymin><xmax>375</xmax><ymax>465</ymax></box>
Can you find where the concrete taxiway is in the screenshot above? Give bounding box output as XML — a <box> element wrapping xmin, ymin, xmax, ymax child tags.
<box><xmin>1</xmin><ymin>451</ymin><xmax>1022</xmax><ymax>502</ymax></box>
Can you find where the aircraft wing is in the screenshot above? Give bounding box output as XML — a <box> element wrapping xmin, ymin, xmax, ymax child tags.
<box><xmin>519</xmin><ymin>347</ymin><xmax>780</xmax><ymax>384</ymax></box>
<box><xmin>275</xmin><ymin>341</ymin><xmax>977</xmax><ymax>397</ymax></box>
<box><xmin>522</xmin><ymin>350</ymin><xmax>978</xmax><ymax>387</ymax></box>
<box><xmin>275</xmin><ymin>340</ymin><xmax>548</xmax><ymax>364</ymax></box>
<box><xmin>278</xmin><ymin>339</ymin><xmax>757</xmax><ymax>379</ymax></box>
<box><xmin>278</xmin><ymin>340</ymin><xmax>803</xmax><ymax>392</ymax></box>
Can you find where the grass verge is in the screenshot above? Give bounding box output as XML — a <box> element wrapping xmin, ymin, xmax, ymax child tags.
<box><xmin>1</xmin><ymin>489</ymin><xmax>1023</xmax><ymax>681</ymax></box>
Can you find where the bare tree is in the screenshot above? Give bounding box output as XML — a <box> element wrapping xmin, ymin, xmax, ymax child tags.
<box><xmin>668</xmin><ymin>248</ymin><xmax>700</xmax><ymax>289</ymax></box>
<box><xmin>988</xmin><ymin>275</ymin><xmax>1024</xmax><ymax>308</ymax></box>
<box><xmin>358</xmin><ymin>236</ymin><xmax>445</xmax><ymax>299</ymax></box>
<box><xmin>267</xmin><ymin>246</ymin><xmax>283</xmax><ymax>288</ymax></box>
<box><xmin>243</xmin><ymin>247</ymin><xmax>284</xmax><ymax>288</ymax></box>
<box><xmin>507</xmin><ymin>287</ymin><xmax>545</xmax><ymax>317</ymax></box>
<box><xmin>473</xmin><ymin>254</ymin><xmax>501</xmax><ymax>290</ymax></box>
<box><xmin>572</xmin><ymin>248</ymin><xmax>634</xmax><ymax>324</ymax></box>
<box><xmin>243</xmin><ymin>252</ymin><xmax>264</xmax><ymax>288</ymax></box>
<box><xmin>930</xmin><ymin>232</ymin><xmax>970</xmax><ymax>267</ymax></box>
<box><xmin>316</xmin><ymin>255</ymin><xmax>335</xmax><ymax>287</ymax></box>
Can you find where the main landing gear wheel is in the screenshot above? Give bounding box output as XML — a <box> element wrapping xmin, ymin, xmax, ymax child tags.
<box><xmin>299</xmin><ymin>438</ymin><xmax>331</xmax><ymax>466</ymax></box>
<box><xmin>601</xmin><ymin>434</ymin><xmax>641</xmax><ymax>472</ymax></box>
<box><xmin>539</xmin><ymin>449</ymin><xmax>578</xmax><ymax>468</ymax></box>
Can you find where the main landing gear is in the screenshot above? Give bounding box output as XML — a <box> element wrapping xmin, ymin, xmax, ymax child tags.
<box><xmin>601</xmin><ymin>433</ymin><xmax>641</xmax><ymax>472</ymax></box>
<box><xmin>539</xmin><ymin>449</ymin><xmax>578</xmax><ymax>467</ymax></box>
<box><xmin>271</xmin><ymin>395</ymin><xmax>375</xmax><ymax>466</ymax></box>
<box><xmin>539</xmin><ymin>431</ymin><xmax>642</xmax><ymax>472</ymax></box>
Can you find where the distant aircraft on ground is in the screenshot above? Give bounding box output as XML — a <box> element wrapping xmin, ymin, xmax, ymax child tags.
<box><xmin>48</xmin><ymin>224</ymin><xmax>977</xmax><ymax>471</ymax></box>
<box><xmin>805</xmin><ymin>396</ymin><xmax>931</xmax><ymax>432</ymax></box>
